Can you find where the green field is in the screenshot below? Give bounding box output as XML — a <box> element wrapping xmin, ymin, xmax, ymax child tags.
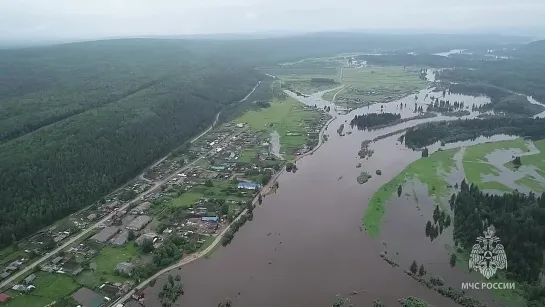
<box><xmin>239</xmin><ymin>148</ymin><xmax>258</xmax><ymax>163</ymax></box>
<box><xmin>323</xmin><ymin>66</ymin><xmax>427</xmax><ymax>107</ymax></box>
<box><xmin>93</xmin><ymin>244</ymin><xmax>138</xmax><ymax>283</ymax></box>
<box><xmin>261</xmin><ymin>65</ymin><xmax>341</xmax><ymax>94</ymax></box>
<box><xmin>364</xmin><ymin>148</ymin><xmax>457</xmax><ymax>237</ymax></box>
<box><xmin>237</xmin><ymin>96</ymin><xmax>321</xmax><ymax>159</ymax></box>
<box><xmin>5</xmin><ymin>272</ymin><xmax>80</xmax><ymax>307</ymax></box>
<box><xmin>516</xmin><ymin>140</ymin><xmax>545</xmax><ymax>172</ymax></box>
<box><xmin>171</xmin><ymin>192</ymin><xmax>203</xmax><ymax>208</ymax></box>
<box><xmin>515</xmin><ymin>175</ymin><xmax>545</xmax><ymax>192</ymax></box>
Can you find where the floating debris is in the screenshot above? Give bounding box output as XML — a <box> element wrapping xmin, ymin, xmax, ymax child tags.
<box><xmin>376</xmin><ymin>169</ymin><xmax>382</xmax><ymax>175</ymax></box>
<box><xmin>356</xmin><ymin>163</ymin><xmax>362</xmax><ymax>168</ymax></box>
<box><xmin>357</xmin><ymin>172</ymin><xmax>372</xmax><ymax>184</ymax></box>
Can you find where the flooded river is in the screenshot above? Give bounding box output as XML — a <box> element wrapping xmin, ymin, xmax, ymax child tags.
<box><xmin>141</xmin><ymin>72</ymin><xmax>508</xmax><ymax>307</ymax></box>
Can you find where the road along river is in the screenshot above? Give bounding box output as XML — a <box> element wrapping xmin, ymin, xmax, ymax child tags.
<box><xmin>139</xmin><ymin>80</ymin><xmax>505</xmax><ymax>306</ymax></box>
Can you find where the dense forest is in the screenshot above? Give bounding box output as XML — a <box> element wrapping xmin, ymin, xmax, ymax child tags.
<box><xmin>0</xmin><ymin>40</ymin><xmax>261</xmax><ymax>248</ymax></box>
<box><xmin>350</xmin><ymin>113</ymin><xmax>401</xmax><ymax>130</ymax></box>
<box><xmin>452</xmin><ymin>181</ymin><xmax>545</xmax><ymax>305</ymax></box>
<box><xmin>445</xmin><ymin>83</ymin><xmax>543</xmax><ymax>116</ymax></box>
<box><xmin>402</xmin><ymin>117</ymin><xmax>545</xmax><ymax>149</ymax></box>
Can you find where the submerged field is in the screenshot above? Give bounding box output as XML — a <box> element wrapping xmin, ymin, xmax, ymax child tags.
<box><xmin>364</xmin><ymin>138</ymin><xmax>545</xmax><ymax>307</ymax></box>
<box><xmin>323</xmin><ymin>66</ymin><xmax>428</xmax><ymax>107</ymax></box>
<box><xmin>364</xmin><ymin>148</ymin><xmax>457</xmax><ymax>237</ymax></box>
<box><xmin>365</xmin><ymin>138</ymin><xmax>545</xmax><ymax>237</ymax></box>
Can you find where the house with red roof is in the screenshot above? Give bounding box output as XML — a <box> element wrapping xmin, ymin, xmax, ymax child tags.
<box><xmin>0</xmin><ymin>293</ymin><xmax>12</xmax><ymax>304</ymax></box>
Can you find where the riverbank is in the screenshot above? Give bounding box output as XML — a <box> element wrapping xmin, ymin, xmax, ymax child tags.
<box><xmin>112</xmin><ymin>96</ymin><xmax>334</xmax><ymax>307</ymax></box>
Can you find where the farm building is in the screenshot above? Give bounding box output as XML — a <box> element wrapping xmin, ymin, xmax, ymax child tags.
<box><xmin>90</xmin><ymin>227</ymin><xmax>120</xmax><ymax>243</ymax></box>
<box><xmin>72</xmin><ymin>287</ymin><xmax>104</xmax><ymax>307</ymax></box>
<box><xmin>126</xmin><ymin>215</ymin><xmax>151</xmax><ymax>231</ymax></box>
<box><xmin>130</xmin><ymin>202</ymin><xmax>151</xmax><ymax>215</ymax></box>
<box><xmin>201</xmin><ymin>216</ymin><xmax>219</xmax><ymax>223</ymax></box>
<box><xmin>237</xmin><ymin>182</ymin><xmax>261</xmax><ymax>190</ymax></box>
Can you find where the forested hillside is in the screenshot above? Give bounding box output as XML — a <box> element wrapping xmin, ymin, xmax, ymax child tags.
<box><xmin>0</xmin><ymin>39</ymin><xmax>261</xmax><ymax>247</ymax></box>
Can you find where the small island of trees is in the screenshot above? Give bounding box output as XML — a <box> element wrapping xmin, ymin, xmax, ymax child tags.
<box><xmin>350</xmin><ymin>113</ymin><xmax>401</xmax><ymax>130</ymax></box>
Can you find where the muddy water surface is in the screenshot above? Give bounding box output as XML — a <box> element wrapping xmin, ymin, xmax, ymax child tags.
<box><xmin>142</xmin><ymin>83</ymin><xmax>508</xmax><ymax>306</ymax></box>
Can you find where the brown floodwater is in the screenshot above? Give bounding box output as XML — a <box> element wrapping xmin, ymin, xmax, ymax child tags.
<box><xmin>140</xmin><ymin>85</ymin><xmax>507</xmax><ymax>307</ymax></box>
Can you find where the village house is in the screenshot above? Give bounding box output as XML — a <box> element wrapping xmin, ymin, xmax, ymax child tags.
<box><xmin>237</xmin><ymin>182</ymin><xmax>261</xmax><ymax>190</ymax></box>
<box><xmin>136</xmin><ymin>233</ymin><xmax>158</xmax><ymax>246</ymax></box>
<box><xmin>72</xmin><ymin>287</ymin><xmax>105</xmax><ymax>307</ymax></box>
<box><xmin>130</xmin><ymin>202</ymin><xmax>151</xmax><ymax>215</ymax></box>
<box><xmin>12</xmin><ymin>284</ymin><xmax>34</xmax><ymax>293</ymax></box>
<box><xmin>201</xmin><ymin>216</ymin><xmax>219</xmax><ymax>223</ymax></box>
<box><xmin>51</xmin><ymin>256</ymin><xmax>63</xmax><ymax>265</ymax></box>
<box><xmin>111</xmin><ymin>230</ymin><xmax>129</xmax><ymax>246</ymax></box>
<box><xmin>90</xmin><ymin>226</ymin><xmax>120</xmax><ymax>244</ymax></box>
<box><xmin>115</xmin><ymin>262</ymin><xmax>135</xmax><ymax>276</ymax></box>
<box><xmin>126</xmin><ymin>215</ymin><xmax>151</xmax><ymax>231</ymax></box>
<box><xmin>5</xmin><ymin>260</ymin><xmax>23</xmax><ymax>272</ymax></box>
<box><xmin>23</xmin><ymin>274</ymin><xmax>35</xmax><ymax>285</ymax></box>
<box><xmin>87</xmin><ymin>213</ymin><xmax>98</xmax><ymax>221</ymax></box>
<box><xmin>0</xmin><ymin>293</ymin><xmax>12</xmax><ymax>304</ymax></box>
<box><xmin>105</xmin><ymin>201</ymin><xmax>120</xmax><ymax>211</ymax></box>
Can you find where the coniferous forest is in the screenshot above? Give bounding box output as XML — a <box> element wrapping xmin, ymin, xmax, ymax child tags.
<box><xmin>403</xmin><ymin>117</ymin><xmax>545</xmax><ymax>149</ymax></box>
<box><xmin>350</xmin><ymin>113</ymin><xmax>401</xmax><ymax>130</ymax></box>
<box><xmin>452</xmin><ymin>181</ymin><xmax>545</xmax><ymax>305</ymax></box>
<box><xmin>0</xmin><ymin>40</ymin><xmax>261</xmax><ymax>247</ymax></box>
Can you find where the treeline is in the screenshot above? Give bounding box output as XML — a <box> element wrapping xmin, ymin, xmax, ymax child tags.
<box><xmin>403</xmin><ymin>117</ymin><xmax>545</xmax><ymax>149</ymax></box>
<box><xmin>439</xmin><ymin>60</ymin><xmax>545</xmax><ymax>105</ymax></box>
<box><xmin>219</xmin><ymin>78</ymin><xmax>275</xmax><ymax>123</ymax></box>
<box><xmin>0</xmin><ymin>40</ymin><xmax>261</xmax><ymax>248</ymax></box>
<box><xmin>452</xmin><ymin>181</ymin><xmax>545</xmax><ymax>305</ymax></box>
<box><xmin>350</xmin><ymin>113</ymin><xmax>401</xmax><ymax>130</ymax></box>
<box><xmin>445</xmin><ymin>81</ymin><xmax>544</xmax><ymax>116</ymax></box>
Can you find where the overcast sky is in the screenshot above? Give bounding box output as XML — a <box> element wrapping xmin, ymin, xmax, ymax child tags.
<box><xmin>1</xmin><ymin>0</ymin><xmax>545</xmax><ymax>40</ymax></box>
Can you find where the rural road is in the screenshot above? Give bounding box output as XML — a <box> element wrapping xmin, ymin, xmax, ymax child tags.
<box><xmin>0</xmin><ymin>81</ymin><xmax>261</xmax><ymax>291</ymax></box>
<box><xmin>330</xmin><ymin>66</ymin><xmax>345</xmax><ymax>103</ymax></box>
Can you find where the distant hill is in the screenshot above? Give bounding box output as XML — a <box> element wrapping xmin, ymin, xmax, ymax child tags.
<box><xmin>519</xmin><ymin>39</ymin><xmax>545</xmax><ymax>52</ymax></box>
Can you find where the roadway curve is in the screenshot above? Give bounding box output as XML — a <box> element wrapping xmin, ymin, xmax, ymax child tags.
<box><xmin>0</xmin><ymin>81</ymin><xmax>261</xmax><ymax>291</ymax></box>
